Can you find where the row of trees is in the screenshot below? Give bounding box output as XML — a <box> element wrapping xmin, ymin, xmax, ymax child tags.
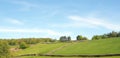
<box><xmin>59</xmin><ymin>36</ymin><xmax>71</xmax><ymax>42</ymax></box>
<box><xmin>0</xmin><ymin>38</ymin><xmax>57</xmax><ymax>58</ymax></box>
<box><xmin>92</xmin><ymin>31</ymin><xmax>120</xmax><ymax>40</ymax></box>
<box><xmin>59</xmin><ymin>31</ymin><xmax>120</xmax><ymax>41</ymax></box>
<box><xmin>0</xmin><ymin>38</ymin><xmax>56</xmax><ymax>49</ymax></box>
<box><xmin>59</xmin><ymin>35</ymin><xmax>88</xmax><ymax>42</ymax></box>
<box><xmin>5</xmin><ymin>38</ymin><xmax>55</xmax><ymax>46</ymax></box>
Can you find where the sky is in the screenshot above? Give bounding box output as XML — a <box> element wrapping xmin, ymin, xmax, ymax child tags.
<box><xmin>0</xmin><ymin>0</ymin><xmax>120</xmax><ymax>40</ymax></box>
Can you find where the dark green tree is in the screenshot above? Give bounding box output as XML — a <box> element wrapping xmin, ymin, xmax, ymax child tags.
<box><xmin>77</xmin><ymin>35</ymin><xmax>83</xmax><ymax>40</ymax></box>
<box><xmin>59</xmin><ymin>36</ymin><xmax>70</xmax><ymax>42</ymax></box>
<box><xmin>102</xmin><ymin>34</ymin><xmax>108</xmax><ymax>39</ymax></box>
<box><xmin>68</xmin><ymin>36</ymin><xmax>71</xmax><ymax>41</ymax></box>
<box><xmin>108</xmin><ymin>31</ymin><xmax>118</xmax><ymax>37</ymax></box>
<box><xmin>117</xmin><ymin>32</ymin><xmax>120</xmax><ymax>37</ymax></box>
<box><xmin>60</xmin><ymin>36</ymin><xmax>66</xmax><ymax>42</ymax></box>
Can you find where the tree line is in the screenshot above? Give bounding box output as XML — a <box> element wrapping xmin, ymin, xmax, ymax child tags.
<box><xmin>0</xmin><ymin>38</ymin><xmax>56</xmax><ymax>58</ymax></box>
<box><xmin>59</xmin><ymin>31</ymin><xmax>120</xmax><ymax>42</ymax></box>
<box><xmin>92</xmin><ymin>31</ymin><xmax>120</xmax><ymax>40</ymax></box>
<box><xmin>59</xmin><ymin>35</ymin><xmax>88</xmax><ymax>42</ymax></box>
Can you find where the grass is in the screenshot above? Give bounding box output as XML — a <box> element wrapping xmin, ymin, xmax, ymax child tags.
<box><xmin>14</xmin><ymin>37</ymin><xmax>120</xmax><ymax>58</ymax></box>
<box><xmin>53</xmin><ymin>38</ymin><xmax>120</xmax><ymax>54</ymax></box>
<box><xmin>16</xmin><ymin>56</ymin><xmax>120</xmax><ymax>58</ymax></box>
<box><xmin>14</xmin><ymin>43</ymin><xmax>66</xmax><ymax>56</ymax></box>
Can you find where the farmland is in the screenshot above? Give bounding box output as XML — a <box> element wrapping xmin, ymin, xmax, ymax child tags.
<box><xmin>53</xmin><ymin>38</ymin><xmax>120</xmax><ymax>54</ymax></box>
<box><xmin>13</xmin><ymin>37</ymin><xmax>120</xmax><ymax>58</ymax></box>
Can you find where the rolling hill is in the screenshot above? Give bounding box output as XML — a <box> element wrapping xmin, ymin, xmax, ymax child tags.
<box><xmin>14</xmin><ymin>37</ymin><xmax>120</xmax><ymax>58</ymax></box>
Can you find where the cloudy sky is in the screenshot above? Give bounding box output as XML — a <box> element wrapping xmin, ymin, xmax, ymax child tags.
<box><xmin>0</xmin><ymin>0</ymin><xmax>120</xmax><ymax>39</ymax></box>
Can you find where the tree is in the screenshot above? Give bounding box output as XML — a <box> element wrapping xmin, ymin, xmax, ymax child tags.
<box><xmin>102</xmin><ymin>34</ymin><xmax>108</xmax><ymax>39</ymax></box>
<box><xmin>76</xmin><ymin>35</ymin><xmax>83</xmax><ymax>40</ymax></box>
<box><xmin>92</xmin><ymin>35</ymin><xmax>102</xmax><ymax>40</ymax></box>
<box><xmin>68</xmin><ymin>36</ymin><xmax>71</xmax><ymax>41</ymax></box>
<box><xmin>0</xmin><ymin>41</ymin><xmax>10</xmax><ymax>58</ymax></box>
<box><xmin>108</xmin><ymin>31</ymin><xmax>118</xmax><ymax>37</ymax></box>
<box><xmin>8</xmin><ymin>39</ymin><xmax>18</xmax><ymax>45</ymax></box>
<box><xmin>59</xmin><ymin>36</ymin><xmax>70</xmax><ymax>42</ymax></box>
<box><xmin>19</xmin><ymin>42</ymin><xmax>29</xmax><ymax>49</ymax></box>
<box><xmin>60</xmin><ymin>36</ymin><xmax>67</xmax><ymax>42</ymax></box>
<box><xmin>82</xmin><ymin>37</ymin><xmax>88</xmax><ymax>40</ymax></box>
<box><xmin>117</xmin><ymin>32</ymin><xmax>120</xmax><ymax>37</ymax></box>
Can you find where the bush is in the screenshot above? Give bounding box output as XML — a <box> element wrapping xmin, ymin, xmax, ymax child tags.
<box><xmin>0</xmin><ymin>41</ymin><xmax>10</xmax><ymax>58</ymax></box>
<box><xmin>77</xmin><ymin>35</ymin><xmax>88</xmax><ymax>40</ymax></box>
<box><xmin>19</xmin><ymin>42</ymin><xmax>29</xmax><ymax>49</ymax></box>
<box><xmin>92</xmin><ymin>35</ymin><xmax>102</xmax><ymax>40</ymax></box>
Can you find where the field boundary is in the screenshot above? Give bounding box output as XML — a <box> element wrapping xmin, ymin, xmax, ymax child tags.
<box><xmin>17</xmin><ymin>53</ymin><xmax>120</xmax><ymax>57</ymax></box>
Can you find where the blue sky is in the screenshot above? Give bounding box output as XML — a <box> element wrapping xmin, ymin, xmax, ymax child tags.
<box><xmin>0</xmin><ymin>0</ymin><xmax>120</xmax><ymax>40</ymax></box>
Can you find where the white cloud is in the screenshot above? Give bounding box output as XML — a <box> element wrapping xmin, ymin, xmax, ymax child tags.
<box><xmin>68</xmin><ymin>15</ymin><xmax>120</xmax><ymax>31</ymax></box>
<box><xmin>12</xmin><ymin>0</ymin><xmax>38</xmax><ymax>11</ymax></box>
<box><xmin>6</xmin><ymin>18</ymin><xmax>24</xmax><ymax>25</ymax></box>
<box><xmin>0</xmin><ymin>28</ymin><xmax>72</xmax><ymax>36</ymax></box>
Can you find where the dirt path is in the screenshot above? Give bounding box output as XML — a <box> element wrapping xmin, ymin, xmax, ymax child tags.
<box><xmin>46</xmin><ymin>42</ymin><xmax>73</xmax><ymax>54</ymax></box>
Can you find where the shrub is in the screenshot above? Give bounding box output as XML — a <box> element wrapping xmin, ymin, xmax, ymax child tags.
<box><xmin>19</xmin><ymin>42</ymin><xmax>29</xmax><ymax>49</ymax></box>
<box><xmin>0</xmin><ymin>41</ymin><xmax>10</xmax><ymax>58</ymax></box>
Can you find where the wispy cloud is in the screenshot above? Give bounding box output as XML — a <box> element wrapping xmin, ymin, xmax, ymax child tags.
<box><xmin>12</xmin><ymin>0</ymin><xmax>38</xmax><ymax>11</ymax></box>
<box><xmin>0</xmin><ymin>28</ymin><xmax>72</xmax><ymax>36</ymax></box>
<box><xmin>68</xmin><ymin>15</ymin><xmax>120</xmax><ymax>31</ymax></box>
<box><xmin>5</xmin><ymin>18</ymin><xmax>24</xmax><ymax>25</ymax></box>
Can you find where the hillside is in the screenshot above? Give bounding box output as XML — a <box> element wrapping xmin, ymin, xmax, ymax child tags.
<box><xmin>54</xmin><ymin>37</ymin><xmax>120</xmax><ymax>54</ymax></box>
<box><xmin>14</xmin><ymin>43</ymin><xmax>67</xmax><ymax>56</ymax></box>
<box><xmin>14</xmin><ymin>37</ymin><xmax>120</xmax><ymax>58</ymax></box>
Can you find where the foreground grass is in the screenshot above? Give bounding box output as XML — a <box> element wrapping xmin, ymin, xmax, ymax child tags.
<box><xmin>14</xmin><ymin>43</ymin><xmax>66</xmax><ymax>56</ymax></box>
<box><xmin>17</xmin><ymin>56</ymin><xmax>120</xmax><ymax>58</ymax></box>
<box><xmin>54</xmin><ymin>38</ymin><xmax>120</xmax><ymax>54</ymax></box>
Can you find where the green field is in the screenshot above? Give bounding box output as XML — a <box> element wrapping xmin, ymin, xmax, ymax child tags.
<box><xmin>14</xmin><ymin>43</ymin><xmax>67</xmax><ymax>56</ymax></box>
<box><xmin>54</xmin><ymin>38</ymin><xmax>120</xmax><ymax>54</ymax></box>
<box><xmin>14</xmin><ymin>37</ymin><xmax>120</xmax><ymax>58</ymax></box>
<box><xmin>17</xmin><ymin>56</ymin><xmax>120</xmax><ymax>58</ymax></box>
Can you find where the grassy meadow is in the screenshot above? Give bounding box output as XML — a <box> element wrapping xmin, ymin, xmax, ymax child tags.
<box><xmin>17</xmin><ymin>56</ymin><xmax>120</xmax><ymax>58</ymax></box>
<box><xmin>12</xmin><ymin>37</ymin><xmax>120</xmax><ymax>58</ymax></box>
<box><xmin>14</xmin><ymin>43</ymin><xmax>66</xmax><ymax>56</ymax></box>
<box><xmin>54</xmin><ymin>38</ymin><xmax>120</xmax><ymax>54</ymax></box>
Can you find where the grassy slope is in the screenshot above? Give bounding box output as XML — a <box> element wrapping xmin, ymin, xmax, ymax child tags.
<box><xmin>15</xmin><ymin>43</ymin><xmax>66</xmax><ymax>56</ymax></box>
<box><xmin>53</xmin><ymin>37</ymin><xmax>120</xmax><ymax>54</ymax></box>
<box><xmin>15</xmin><ymin>37</ymin><xmax>120</xmax><ymax>58</ymax></box>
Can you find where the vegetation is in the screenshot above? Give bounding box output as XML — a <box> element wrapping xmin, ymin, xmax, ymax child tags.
<box><xmin>3</xmin><ymin>38</ymin><xmax>55</xmax><ymax>46</ymax></box>
<box><xmin>54</xmin><ymin>37</ymin><xmax>120</xmax><ymax>54</ymax></box>
<box><xmin>15</xmin><ymin>43</ymin><xmax>66</xmax><ymax>56</ymax></box>
<box><xmin>15</xmin><ymin>56</ymin><xmax>120</xmax><ymax>58</ymax></box>
<box><xmin>76</xmin><ymin>35</ymin><xmax>88</xmax><ymax>40</ymax></box>
<box><xmin>0</xmin><ymin>41</ymin><xmax>10</xmax><ymax>58</ymax></box>
<box><xmin>0</xmin><ymin>31</ymin><xmax>120</xmax><ymax>58</ymax></box>
<box><xmin>92</xmin><ymin>31</ymin><xmax>120</xmax><ymax>40</ymax></box>
<box><xmin>59</xmin><ymin>36</ymin><xmax>71</xmax><ymax>42</ymax></box>
<box><xmin>19</xmin><ymin>42</ymin><xmax>29</xmax><ymax>49</ymax></box>
<box><xmin>13</xmin><ymin>37</ymin><xmax>120</xmax><ymax>58</ymax></box>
